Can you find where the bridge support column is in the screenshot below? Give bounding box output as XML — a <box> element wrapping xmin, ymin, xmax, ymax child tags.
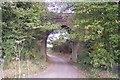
<box><xmin>40</xmin><ymin>36</ymin><xmax>47</xmax><ymax>62</ymax></box>
<box><xmin>40</xmin><ymin>31</ymin><xmax>52</xmax><ymax>62</ymax></box>
<box><xmin>71</xmin><ymin>41</ymin><xmax>79</xmax><ymax>63</ymax></box>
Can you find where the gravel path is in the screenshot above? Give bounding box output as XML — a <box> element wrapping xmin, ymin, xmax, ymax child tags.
<box><xmin>28</xmin><ymin>54</ymin><xmax>85</xmax><ymax>78</ymax></box>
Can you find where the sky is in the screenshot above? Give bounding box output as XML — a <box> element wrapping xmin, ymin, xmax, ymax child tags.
<box><xmin>47</xmin><ymin>30</ymin><xmax>68</xmax><ymax>42</ymax></box>
<box><xmin>47</xmin><ymin>30</ymin><xmax>68</xmax><ymax>47</ymax></box>
<box><xmin>45</xmin><ymin>2</ymin><xmax>75</xmax><ymax>13</ymax></box>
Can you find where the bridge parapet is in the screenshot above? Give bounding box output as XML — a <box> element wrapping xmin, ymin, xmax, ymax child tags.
<box><xmin>52</xmin><ymin>13</ymin><xmax>74</xmax><ymax>28</ymax></box>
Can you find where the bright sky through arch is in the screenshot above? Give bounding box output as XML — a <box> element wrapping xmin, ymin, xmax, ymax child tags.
<box><xmin>45</xmin><ymin>1</ymin><xmax>75</xmax><ymax>13</ymax></box>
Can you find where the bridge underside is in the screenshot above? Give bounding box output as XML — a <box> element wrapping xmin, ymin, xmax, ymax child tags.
<box><xmin>40</xmin><ymin>13</ymin><xmax>80</xmax><ymax>62</ymax></box>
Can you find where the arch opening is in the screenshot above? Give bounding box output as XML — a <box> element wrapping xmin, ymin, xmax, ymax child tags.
<box><xmin>47</xmin><ymin>25</ymin><xmax>71</xmax><ymax>56</ymax></box>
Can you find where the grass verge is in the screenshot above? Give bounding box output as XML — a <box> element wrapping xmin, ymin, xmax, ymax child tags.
<box><xmin>1</xmin><ymin>59</ymin><xmax>48</xmax><ymax>78</ymax></box>
<box><xmin>76</xmin><ymin>62</ymin><xmax>119</xmax><ymax>78</ymax></box>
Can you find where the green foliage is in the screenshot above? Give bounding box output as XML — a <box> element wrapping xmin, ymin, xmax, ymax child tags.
<box><xmin>72</xmin><ymin>2</ymin><xmax>119</xmax><ymax>69</ymax></box>
<box><xmin>1</xmin><ymin>2</ymin><xmax>59</xmax><ymax>65</ymax></box>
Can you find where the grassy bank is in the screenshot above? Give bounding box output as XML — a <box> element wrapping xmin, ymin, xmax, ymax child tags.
<box><xmin>76</xmin><ymin>61</ymin><xmax>118</xmax><ymax>78</ymax></box>
<box><xmin>77</xmin><ymin>48</ymin><xmax>119</xmax><ymax>78</ymax></box>
<box><xmin>1</xmin><ymin>59</ymin><xmax>48</xmax><ymax>78</ymax></box>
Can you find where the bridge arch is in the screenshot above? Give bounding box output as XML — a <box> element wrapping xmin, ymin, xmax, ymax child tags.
<box><xmin>40</xmin><ymin>13</ymin><xmax>82</xmax><ymax>62</ymax></box>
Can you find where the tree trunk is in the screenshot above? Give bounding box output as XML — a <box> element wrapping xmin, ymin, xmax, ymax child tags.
<box><xmin>71</xmin><ymin>41</ymin><xmax>78</xmax><ymax>62</ymax></box>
